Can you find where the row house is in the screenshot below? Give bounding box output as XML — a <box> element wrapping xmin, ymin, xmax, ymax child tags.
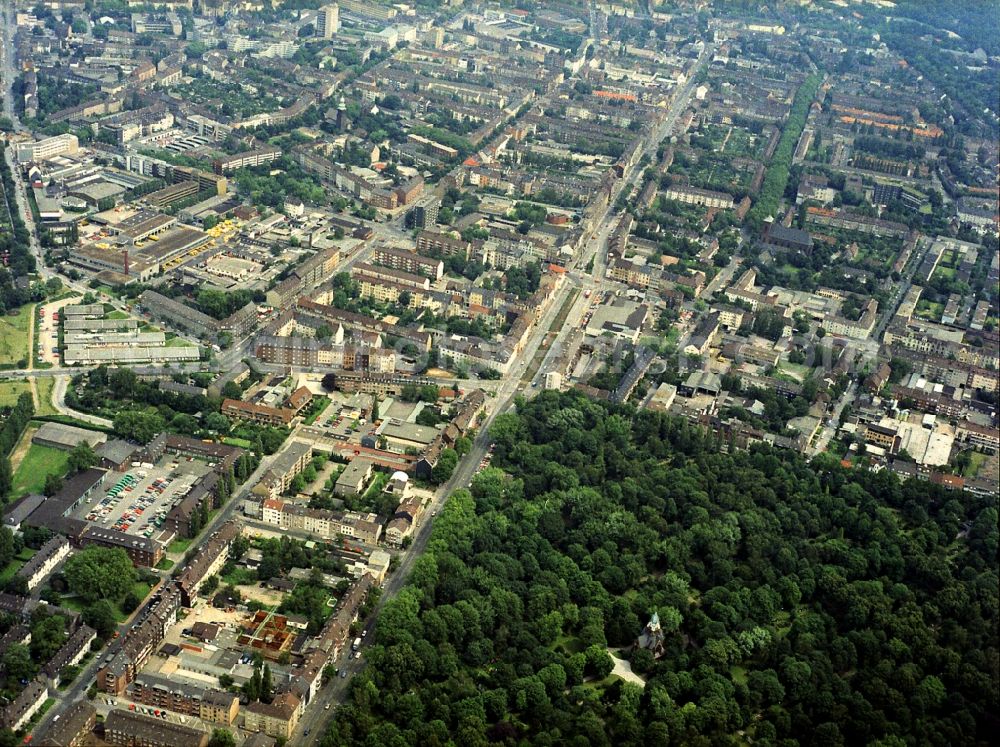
<box><xmin>175</xmin><ymin>522</ymin><xmax>242</xmax><ymax>607</ymax></box>
<box><xmin>104</xmin><ymin>709</ymin><xmax>209</xmax><ymax>747</ymax></box>
<box><xmin>250</xmin><ymin>442</ymin><xmax>313</xmax><ymax>501</ymax></box>
<box><xmin>416</xmin><ymin>229</ymin><xmax>473</xmax><ymax>260</ymax></box>
<box><xmin>1</xmin><ymin>678</ymin><xmax>48</xmax><ymax>731</ymax></box>
<box><xmin>222</xmin><ymin>399</ymin><xmax>295</xmax><ymax>426</ymax></box>
<box><xmin>352</xmin><ymin>262</ymin><xmax>431</xmax><ymax>291</ymax></box>
<box><xmin>16</xmin><ymin>535</ymin><xmax>71</xmax><ymax>591</ymax></box>
<box><xmin>259</xmin><ymin>500</ymin><xmax>382</xmax><ymax>545</ymax></box>
<box><xmin>97</xmin><ymin>586</ymin><xmax>183</xmax><ymax>695</ymax></box>
<box><xmin>131</xmin><ymin>673</ymin><xmax>239</xmax><ymax>726</ymax></box>
<box><xmin>42</xmin><ymin>624</ymin><xmax>97</xmax><ymax>687</ymax></box>
<box><xmin>295</xmin><ymin>299</ymin><xmax>432</xmax><ymax>352</ymax></box>
<box><xmin>609</xmin><ymin>258</ymin><xmax>657</xmax><ymax>288</ymax></box>
<box><xmin>372</xmin><ymin>245</ymin><xmax>444</xmax><ymax>280</ymax></box>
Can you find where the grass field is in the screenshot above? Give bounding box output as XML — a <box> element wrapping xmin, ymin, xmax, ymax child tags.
<box><xmin>0</xmin><ymin>548</ymin><xmax>35</xmax><ymax>586</ymax></box>
<box><xmin>222</xmin><ymin>436</ymin><xmax>252</xmax><ymax>448</ymax></box>
<box><xmin>12</xmin><ymin>443</ymin><xmax>70</xmax><ymax>497</ymax></box>
<box><xmin>962</xmin><ymin>451</ymin><xmax>989</xmax><ymax>478</ymax></box>
<box><xmin>35</xmin><ymin>376</ymin><xmax>57</xmax><ymax>416</ymax></box>
<box><xmin>60</xmin><ymin>581</ymin><xmax>151</xmax><ymax>621</ymax></box>
<box><xmin>0</xmin><ymin>379</ymin><xmax>32</xmax><ymax>407</ymax></box>
<box><xmin>222</xmin><ymin>566</ymin><xmax>257</xmax><ymax>587</ymax></box>
<box><xmin>165</xmin><ymin>336</ymin><xmax>199</xmax><ymax>348</ymax></box>
<box><xmin>0</xmin><ymin>304</ymin><xmax>32</xmax><ymax>367</ymax></box>
<box><xmin>168</xmin><ymin>537</ymin><xmax>194</xmax><ymax>554</ymax></box>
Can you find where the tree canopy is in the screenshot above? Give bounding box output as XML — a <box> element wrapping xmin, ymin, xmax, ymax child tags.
<box><xmin>64</xmin><ymin>546</ymin><xmax>136</xmax><ymax>605</ymax></box>
<box><xmin>320</xmin><ymin>391</ymin><xmax>998</xmax><ymax>746</ymax></box>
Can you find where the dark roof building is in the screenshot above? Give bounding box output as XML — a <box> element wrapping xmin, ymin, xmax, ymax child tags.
<box><xmin>762</xmin><ymin>221</ymin><xmax>814</xmax><ymax>253</ymax></box>
<box><xmin>34</xmin><ymin>699</ymin><xmax>96</xmax><ymax>746</ymax></box>
<box><xmin>104</xmin><ymin>708</ymin><xmax>209</xmax><ymax>747</ymax></box>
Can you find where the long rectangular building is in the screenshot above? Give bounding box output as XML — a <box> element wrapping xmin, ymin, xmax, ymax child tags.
<box><xmin>372</xmin><ymin>246</ymin><xmax>444</xmax><ymax>280</ymax></box>
<box><xmin>131</xmin><ymin>673</ymin><xmax>239</xmax><ymax>726</ymax></box>
<box><xmin>104</xmin><ymin>709</ymin><xmax>208</xmax><ymax>747</ymax></box>
<box><xmin>139</xmin><ymin>290</ymin><xmax>220</xmax><ymax>337</ymax></box>
<box><xmin>213</xmin><ymin>147</ymin><xmax>281</xmax><ymax>174</ymax></box>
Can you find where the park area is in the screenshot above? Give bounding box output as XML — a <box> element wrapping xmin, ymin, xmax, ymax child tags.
<box><xmin>0</xmin><ymin>379</ymin><xmax>31</xmax><ymax>407</ymax></box>
<box><xmin>0</xmin><ymin>304</ymin><xmax>32</xmax><ymax>367</ymax></box>
<box><xmin>12</xmin><ymin>440</ymin><xmax>69</xmax><ymax>497</ymax></box>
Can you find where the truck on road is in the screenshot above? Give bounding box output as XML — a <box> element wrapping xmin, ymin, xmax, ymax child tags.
<box><xmin>352</xmin><ymin>637</ymin><xmax>362</xmax><ymax>651</ymax></box>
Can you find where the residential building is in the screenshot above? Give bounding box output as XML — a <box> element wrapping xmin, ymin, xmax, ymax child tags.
<box><xmin>175</xmin><ymin>522</ymin><xmax>242</xmax><ymax>606</ymax></box>
<box><xmin>104</xmin><ymin>709</ymin><xmax>209</xmax><ymax>747</ymax></box>
<box><xmin>372</xmin><ymin>246</ymin><xmax>444</xmax><ymax>280</ymax></box>
<box><xmin>334</xmin><ymin>459</ymin><xmax>373</xmax><ymax>497</ymax></box>
<box><xmin>0</xmin><ymin>678</ymin><xmax>48</xmax><ymax>731</ymax></box>
<box><xmin>213</xmin><ymin>147</ymin><xmax>281</xmax><ymax>174</ymax></box>
<box><xmin>16</xmin><ymin>535</ymin><xmax>71</xmax><ymax>591</ymax></box>
<box><xmin>222</xmin><ymin>399</ymin><xmax>295</xmax><ymax>426</ymax></box>
<box><xmin>131</xmin><ymin>674</ymin><xmax>239</xmax><ymax>725</ymax></box>
<box><xmin>16</xmin><ymin>133</ymin><xmax>79</xmax><ymax>162</ymax></box>
<box><xmin>243</xmin><ymin>692</ymin><xmax>300</xmax><ymax>740</ymax></box>
<box><xmin>34</xmin><ymin>700</ymin><xmax>96</xmax><ymax>747</ymax></box>
<box><xmin>97</xmin><ymin>586</ymin><xmax>183</xmax><ymax>695</ymax></box>
<box><xmin>662</xmin><ymin>184</ymin><xmax>734</xmax><ymax>209</ymax></box>
<box><xmin>80</xmin><ymin>526</ymin><xmax>164</xmax><ymax>567</ymax></box>
<box><xmin>416</xmin><ymin>229</ymin><xmax>471</xmax><ymax>260</ymax></box>
<box><xmin>316</xmin><ymin>3</ymin><xmax>340</xmax><ymax>38</ymax></box>
<box><xmin>43</xmin><ymin>625</ymin><xmax>97</xmax><ymax>686</ymax></box>
<box><xmin>251</xmin><ymin>442</ymin><xmax>312</xmax><ymax>499</ymax></box>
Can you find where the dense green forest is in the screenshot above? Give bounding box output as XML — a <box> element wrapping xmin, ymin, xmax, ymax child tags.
<box><xmin>321</xmin><ymin>391</ymin><xmax>998</xmax><ymax>746</ymax></box>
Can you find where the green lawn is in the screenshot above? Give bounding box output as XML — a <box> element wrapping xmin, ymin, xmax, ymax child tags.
<box><xmin>222</xmin><ymin>436</ymin><xmax>252</xmax><ymax>448</ymax></box>
<box><xmin>552</xmin><ymin>634</ymin><xmax>585</xmax><ymax>655</ymax></box>
<box><xmin>0</xmin><ymin>559</ymin><xmax>23</xmax><ymax>585</ymax></box>
<box><xmin>58</xmin><ymin>595</ymin><xmax>87</xmax><ymax>614</ymax></box>
<box><xmin>915</xmin><ymin>300</ymin><xmax>944</xmax><ymax>320</ymax></box>
<box><xmin>35</xmin><ymin>376</ymin><xmax>57</xmax><ymax>416</ymax></box>
<box><xmin>0</xmin><ymin>304</ymin><xmax>32</xmax><ymax>366</ymax></box>
<box><xmin>118</xmin><ymin>581</ymin><xmax>152</xmax><ymax>620</ymax></box>
<box><xmin>0</xmin><ymin>379</ymin><xmax>32</xmax><ymax>407</ymax></box>
<box><xmin>60</xmin><ymin>581</ymin><xmax>151</xmax><ymax>621</ymax></box>
<box><xmin>962</xmin><ymin>451</ymin><xmax>989</xmax><ymax>478</ymax></box>
<box><xmin>222</xmin><ymin>566</ymin><xmax>258</xmax><ymax>587</ymax></box>
<box><xmin>106</xmin><ymin>310</ymin><xmax>129</xmax><ymax>320</ymax></box>
<box><xmin>362</xmin><ymin>472</ymin><xmax>390</xmax><ymax>500</ymax></box>
<box><xmin>156</xmin><ymin>557</ymin><xmax>175</xmax><ymax>571</ymax></box>
<box><xmin>168</xmin><ymin>537</ymin><xmax>194</xmax><ymax>554</ymax></box>
<box><xmin>12</xmin><ymin>443</ymin><xmax>69</xmax><ymax>497</ymax></box>
<box><xmin>165</xmin><ymin>336</ymin><xmax>198</xmax><ymax>348</ymax></box>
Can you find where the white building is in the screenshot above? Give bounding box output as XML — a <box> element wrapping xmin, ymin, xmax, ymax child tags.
<box><xmin>316</xmin><ymin>3</ymin><xmax>340</xmax><ymax>38</ymax></box>
<box><xmin>16</xmin><ymin>535</ymin><xmax>71</xmax><ymax>591</ymax></box>
<box><xmin>16</xmin><ymin>133</ymin><xmax>79</xmax><ymax>163</ymax></box>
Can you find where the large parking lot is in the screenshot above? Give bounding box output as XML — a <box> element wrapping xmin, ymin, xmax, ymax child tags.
<box><xmin>37</xmin><ymin>295</ymin><xmax>81</xmax><ymax>365</ymax></box>
<box><xmin>72</xmin><ymin>457</ymin><xmax>212</xmax><ymax>541</ymax></box>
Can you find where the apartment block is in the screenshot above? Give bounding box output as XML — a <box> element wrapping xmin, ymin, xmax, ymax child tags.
<box><xmin>372</xmin><ymin>246</ymin><xmax>444</xmax><ymax>280</ymax></box>
<box><xmin>16</xmin><ymin>133</ymin><xmax>79</xmax><ymax>162</ymax></box>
